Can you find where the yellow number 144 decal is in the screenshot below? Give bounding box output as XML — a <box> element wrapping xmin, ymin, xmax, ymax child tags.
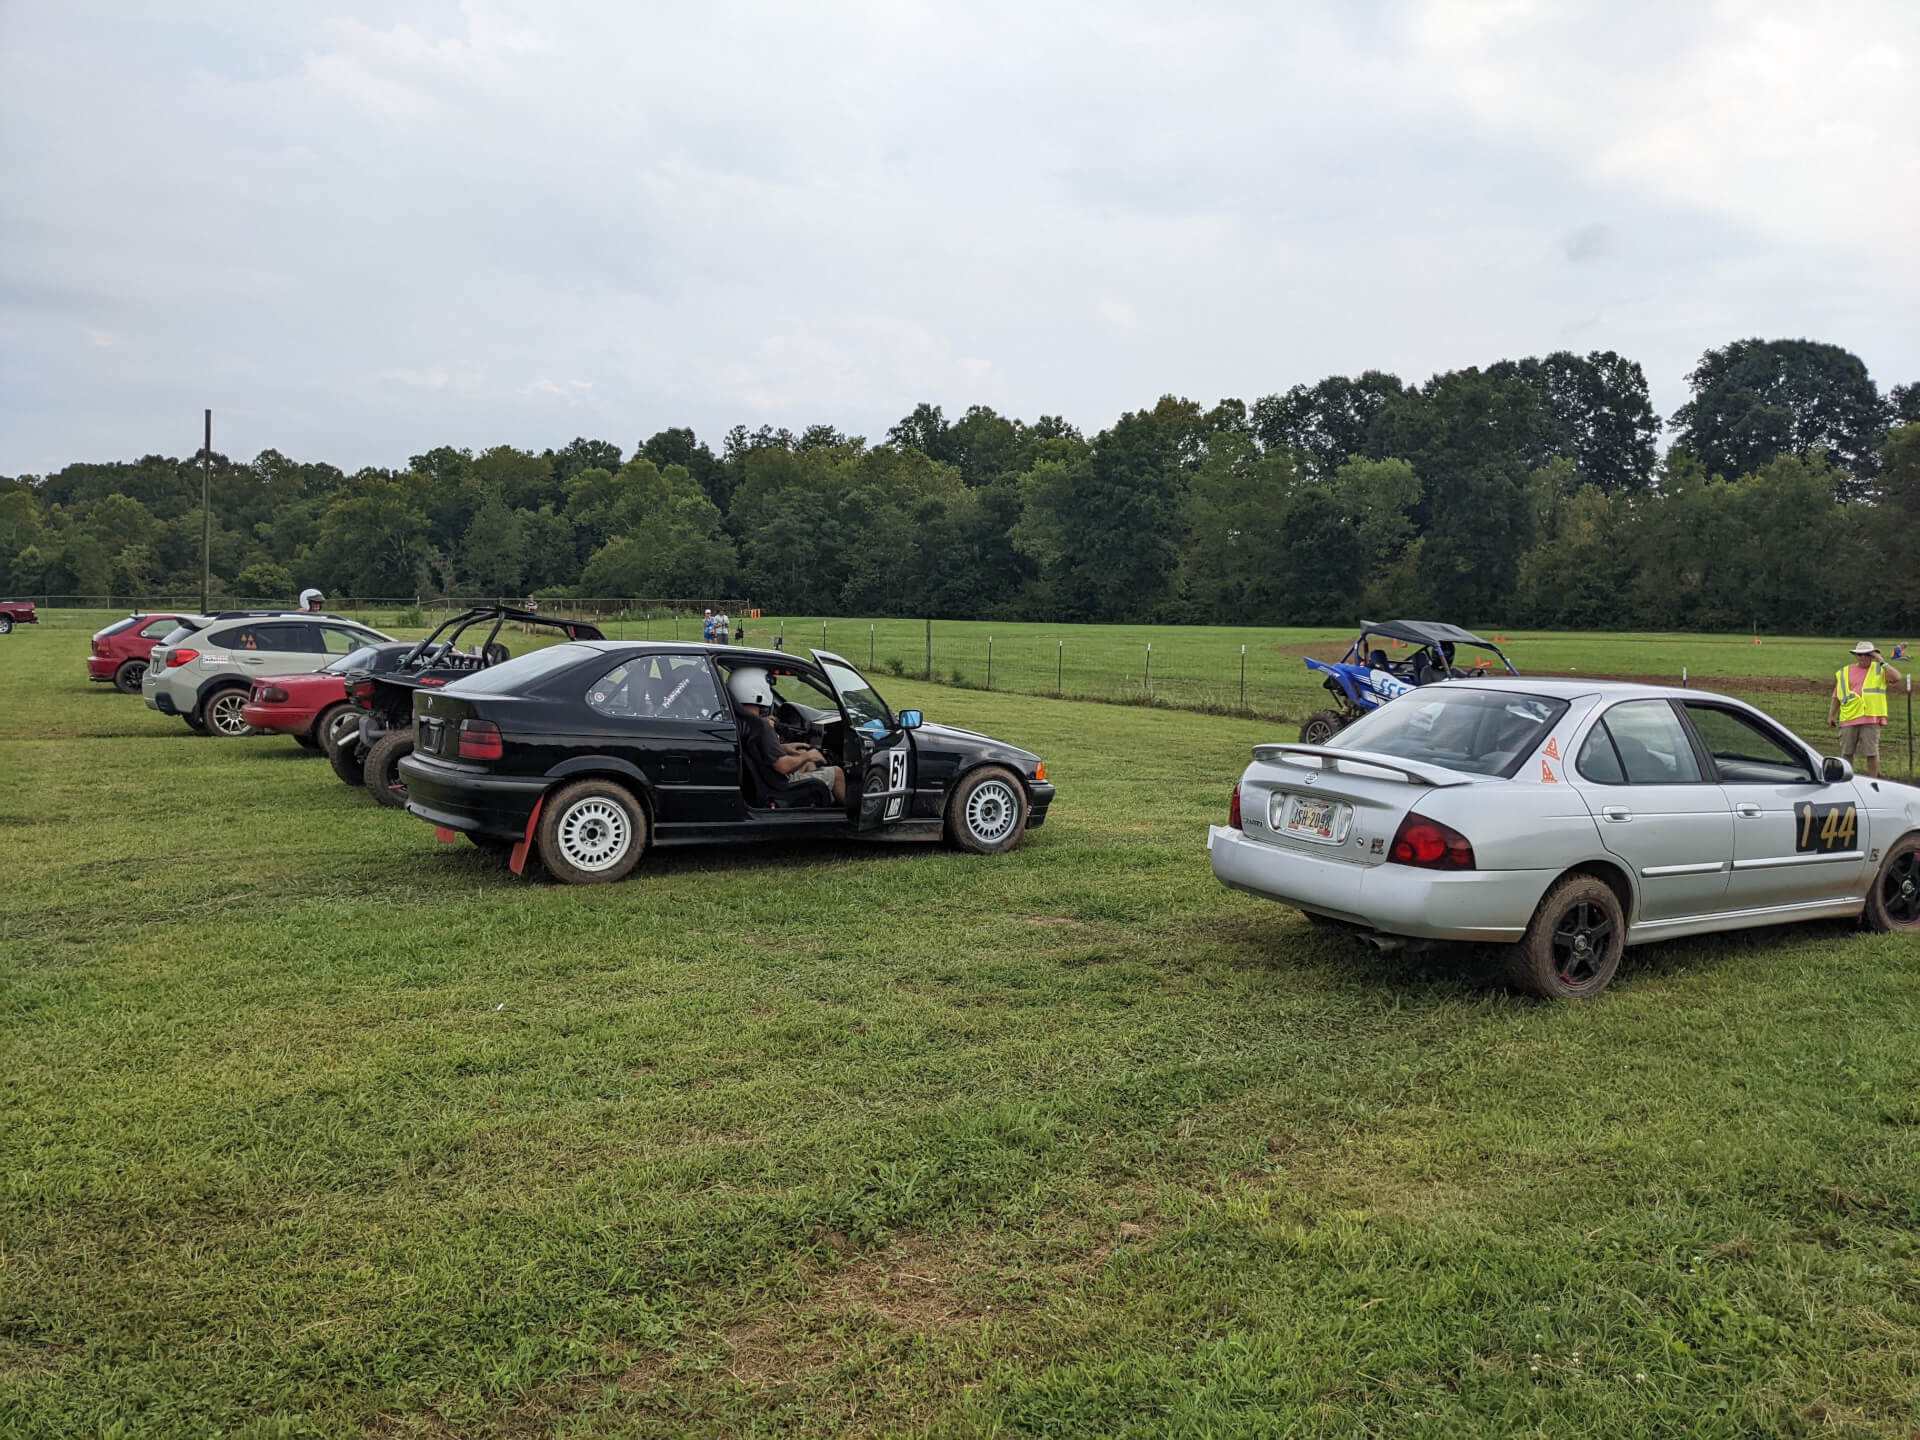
<box><xmin>1794</xmin><ymin>802</ymin><xmax>1858</xmax><ymax>853</ymax></box>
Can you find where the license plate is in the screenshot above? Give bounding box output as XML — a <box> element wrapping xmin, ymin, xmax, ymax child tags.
<box><xmin>1282</xmin><ymin>794</ymin><xmax>1343</xmax><ymax>843</ymax></box>
<box><xmin>419</xmin><ymin>719</ymin><xmax>444</xmax><ymax>754</ymax></box>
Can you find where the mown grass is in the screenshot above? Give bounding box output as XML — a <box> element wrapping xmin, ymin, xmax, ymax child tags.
<box><xmin>3</xmin><ymin>618</ymin><xmax>1919</xmax><ymax>1437</ymax></box>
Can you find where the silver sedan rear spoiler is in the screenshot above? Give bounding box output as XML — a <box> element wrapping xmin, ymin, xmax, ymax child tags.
<box><xmin>1251</xmin><ymin>742</ymin><xmax>1476</xmax><ymax>788</ymax></box>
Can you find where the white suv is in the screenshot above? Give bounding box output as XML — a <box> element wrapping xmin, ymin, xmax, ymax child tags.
<box><xmin>144</xmin><ymin>612</ymin><xmax>393</xmax><ymax>736</ymax></box>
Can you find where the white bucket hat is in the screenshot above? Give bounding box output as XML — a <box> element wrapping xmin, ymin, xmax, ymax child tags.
<box><xmin>1852</xmin><ymin>641</ymin><xmax>1879</xmax><ymax>655</ymax></box>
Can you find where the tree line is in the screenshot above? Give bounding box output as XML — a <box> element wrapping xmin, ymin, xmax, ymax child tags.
<box><xmin>3</xmin><ymin>337</ymin><xmax>1917</xmax><ymax>634</ymax></box>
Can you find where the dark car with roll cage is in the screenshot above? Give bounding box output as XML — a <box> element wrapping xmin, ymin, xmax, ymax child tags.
<box><xmin>1299</xmin><ymin>619</ymin><xmax>1520</xmax><ymax>746</ymax></box>
<box><xmin>397</xmin><ymin>641</ymin><xmax>1056</xmax><ymax>883</ymax></box>
<box><xmin>330</xmin><ymin>604</ymin><xmax>605</xmax><ymax>804</ymax></box>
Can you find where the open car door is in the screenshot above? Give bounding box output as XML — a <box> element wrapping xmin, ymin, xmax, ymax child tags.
<box><xmin>812</xmin><ymin>649</ymin><xmax>912</xmax><ymax>830</ymax></box>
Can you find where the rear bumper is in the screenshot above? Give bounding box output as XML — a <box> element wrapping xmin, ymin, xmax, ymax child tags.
<box><xmin>241</xmin><ymin>702</ymin><xmax>322</xmax><ymax>734</ymax></box>
<box><xmin>86</xmin><ymin>656</ymin><xmax>117</xmax><ymax>680</ymax></box>
<box><xmin>1208</xmin><ymin>825</ymin><xmax>1541</xmax><ymax>943</ymax></box>
<box><xmin>150</xmin><ymin>690</ymin><xmax>180</xmax><ymax>716</ymax></box>
<box><xmin>400</xmin><ymin>754</ymin><xmax>547</xmax><ymax>841</ymax></box>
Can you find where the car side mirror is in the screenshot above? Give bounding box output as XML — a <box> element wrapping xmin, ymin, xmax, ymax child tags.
<box><xmin>1822</xmin><ymin>756</ymin><xmax>1853</xmax><ymax>783</ymax></box>
<box><xmin>897</xmin><ymin>709</ymin><xmax>922</xmax><ymax>730</ymax></box>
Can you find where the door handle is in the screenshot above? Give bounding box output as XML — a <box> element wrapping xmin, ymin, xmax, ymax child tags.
<box><xmin>1602</xmin><ymin>806</ymin><xmax>1632</xmax><ymax>822</ymax></box>
<box><xmin>1734</xmin><ymin>802</ymin><xmax>1762</xmax><ymax>818</ymax></box>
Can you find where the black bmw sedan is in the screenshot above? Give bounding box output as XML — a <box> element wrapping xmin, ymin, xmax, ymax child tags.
<box><xmin>396</xmin><ymin>641</ymin><xmax>1055</xmax><ymax>883</ymax></box>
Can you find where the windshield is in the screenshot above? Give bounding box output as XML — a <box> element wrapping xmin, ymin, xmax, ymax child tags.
<box><xmin>1329</xmin><ymin>687</ymin><xmax>1567</xmax><ymax>778</ymax></box>
<box><xmin>444</xmin><ymin>642</ymin><xmax>593</xmax><ymax>696</ymax></box>
<box><xmin>821</xmin><ymin>660</ymin><xmax>894</xmax><ymax>731</ymax></box>
<box><xmin>326</xmin><ymin>646</ymin><xmax>388</xmax><ymax>675</ymax></box>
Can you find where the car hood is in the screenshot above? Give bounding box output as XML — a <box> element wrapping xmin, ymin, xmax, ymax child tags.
<box><xmin>911</xmin><ymin>720</ymin><xmax>1041</xmax><ymax>768</ymax></box>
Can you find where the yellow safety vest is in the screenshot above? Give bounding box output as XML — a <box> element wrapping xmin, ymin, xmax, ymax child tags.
<box><xmin>1835</xmin><ymin>661</ymin><xmax>1888</xmax><ymax>723</ymax></box>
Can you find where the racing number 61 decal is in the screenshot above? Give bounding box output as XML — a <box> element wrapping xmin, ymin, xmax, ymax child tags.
<box><xmin>1793</xmin><ymin>801</ymin><xmax>1859</xmax><ymax>853</ymax></box>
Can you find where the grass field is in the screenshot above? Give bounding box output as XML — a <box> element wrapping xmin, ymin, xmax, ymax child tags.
<box><xmin>4</xmin><ymin>613</ymin><xmax>1920</xmax><ymax>1437</ymax></box>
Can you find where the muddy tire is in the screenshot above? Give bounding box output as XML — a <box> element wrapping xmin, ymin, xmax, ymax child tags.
<box><xmin>329</xmin><ymin>734</ymin><xmax>367</xmax><ymax>787</ymax></box>
<box><xmin>200</xmin><ymin>686</ymin><xmax>252</xmax><ymax>738</ymax></box>
<box><xmin>364</xmin><ymin>731</ymin><xmax>414</xmax><ymax>809</ymax></box>
<box><xmin>945</xmin><ymin>765</ymin><xmax>1029</xmax><ymax>855</ymax></box>
<box><xmin>293</xmin><ymin>732</ymin><xmax>321</xmax><ymax>751</ymax></box>
<box><xmin>114</xmin><ymin>659</ymin><xmax>148</xmax><ymax>694</ymax></box>
<box><xmin>1508</xmin><ymin>873</ymin><xmax>1625</xmax><ymax>1000</ymax></box>
<box><xmin>1299</xmin><ymin>710</ymin><xmax>1344</xmax><ymax>746</ymax></box>
<box><xmin>314</xmin><ymin>702</ymin><xmax>358</xmax><ymax>758</ymax></box>
<box><xmin>535</xmin><ymin>779</ymin><xmax>646</xmax><ymax>884</ymax></box>
<box><xmin>1865</xmin><ymin>833</ymin><xmax>1920</xmax><ymax>932</ymax></box>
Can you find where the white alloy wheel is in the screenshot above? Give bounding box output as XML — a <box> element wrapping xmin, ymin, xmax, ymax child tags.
<box><xmin>204</xmin><ymin>689</ymin><xmax>251</xmax><ymax>736</ymax></box>
<box><xmin>0</xmin><ymin>616</ymin><xmax>12</xmax><ymax>634</ymax></box>
<box><xmin>555</xmin><ymin>796</ymin><xmax>632</xmax><ymax>873</ymax></box>
<box><xmin>964</xmin><ymin>776</ymin><xmax>1021</xmax><ymax>847</ymax></box>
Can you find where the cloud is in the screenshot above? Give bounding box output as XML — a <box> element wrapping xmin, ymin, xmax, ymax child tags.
<box><xmin>0</xmin><ymin>0</ymin><xmax>1913</xmax><ymax>473</ymax></box>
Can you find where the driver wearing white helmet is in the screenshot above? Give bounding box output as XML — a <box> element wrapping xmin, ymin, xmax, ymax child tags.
<box><xmin>726</xmin><ymin>667</ymin><xmax>846</xmax><ymax>806</ymax></box>
<box><xmin>298</xmin><ymin>587</ymin><xmax>326</xmax><ymax>613</ymax></box>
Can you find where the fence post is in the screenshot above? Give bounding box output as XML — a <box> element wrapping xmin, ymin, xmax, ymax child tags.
<box><xmin>1241</xmin><ymin>644</ymin><xmax>1246</xmax><ymax>712</ymax></box>
<box><xmin>1681</xmin><ymin>666</ymin><xmax>1687</xmax><ymax>689</ymax></box>
<box><xmin>1908</xmin><ymin>673</ymin><xmax>1913</xmax><ymax>780</ymax></box>
<box><xmin>822</xmin><ymin>619</ymin><xmax>828</xmax><ymax>648</ymax></box>
<box><xmin>1145</xmin><ymin>643</ymin><xmax>1151</xmax><ymax>696</ymax></box>
<box><xmin>987</xmin><ymin>636</ymin><xmax>993</xmax><ymax>690</ymax></box>
<box><xmin>1057</xmin><ymin>640</ymin><xmax>1063</xmax><ymax>696</ymax></box>
<box><xmin>674</xmin><ymin>614</ymin><xmax>679</xmax><ymax>640</ymax></box>
<box><xmin>925</xmin><ymin>618</ymin><xmax>932</xmax><ymax>680</ymax></box>
<box><xmin>869</xmin><ymin>623</ymin><xmax>874</xmax><ymax>669</ymax></box>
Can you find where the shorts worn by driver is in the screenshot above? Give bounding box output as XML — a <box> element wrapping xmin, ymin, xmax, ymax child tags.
<box><xmin>1839</xmin><ymin>723</ymin><xmax>1881</xmax><ymax>760</ymax></box>
<box><xmin>782</xmin><ymin>768</ymin><xmax>835</xmax><ymax>801</ymax></box>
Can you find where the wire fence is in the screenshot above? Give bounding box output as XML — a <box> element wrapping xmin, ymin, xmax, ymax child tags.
<box><xmin>15</xmin><ymin>593</ymin><xmax>751</xmax><ymax>618</ymax></box>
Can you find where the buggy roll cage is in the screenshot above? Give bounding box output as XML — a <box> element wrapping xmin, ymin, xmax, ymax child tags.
<box><xmin>1343</xmin><ymin>618</ymin><xmax>1519</xmax><ymax>677</ymax></box>
<box><xmin>397</xmin><ymin>605</ymin><xmax>605</xmax><ymax>667</ymax></box>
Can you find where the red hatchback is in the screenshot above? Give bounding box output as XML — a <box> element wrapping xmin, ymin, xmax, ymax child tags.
<box><xmin>241</xmin><ymin>641</ymin><xmax>412</xmax><ymax>750</ymax></box>
<box><xmin>88</xmin><ymin>613</ymin><xmax>201</xmax><ymax>694</ymax></box>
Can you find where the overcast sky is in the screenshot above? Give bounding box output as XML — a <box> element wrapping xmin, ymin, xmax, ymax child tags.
<box><xmin>2</xmin><ymin>0</ymin><xmax>1914</xmax><ymax>475</ymax></box>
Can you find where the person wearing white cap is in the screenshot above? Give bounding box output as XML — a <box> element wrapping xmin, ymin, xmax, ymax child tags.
<box><xmin>1828</xmin><ymin>641</ymin><xmax>1901</xmax><ymax>778</ymax></box>
<box><xmin>298</xmin><ymin>587</ymin><xmax>326</xmax><ymax>613</ymax></box>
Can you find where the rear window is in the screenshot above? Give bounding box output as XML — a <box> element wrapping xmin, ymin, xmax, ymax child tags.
<box><xmin>1329</xmin><ymin>686</ymin><xmax>1568</xmax><ymax>778</ymax></box>
<box><xmin>158</xmin><ymin>624</ymin><xmax>199</xmax><ymax>646</ymax></box>
<box><xmin>444</xmin><ymin>642</ymin><xmax>594</xmax><ymax>696</ymax></box>
<box><xmin>98</xmin><ymin>617</ymin><xmax>142</xmax><ymax>638</ymax></box>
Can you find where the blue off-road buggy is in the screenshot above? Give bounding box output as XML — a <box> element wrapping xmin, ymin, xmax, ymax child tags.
<box><xmin>1298</xmin><ymin>618</ymin><xmax>1518</xmax><ymax>745</ymax></box>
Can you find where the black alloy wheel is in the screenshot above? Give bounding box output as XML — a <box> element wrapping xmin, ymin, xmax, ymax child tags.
<box><xmin>1866</xmin><ymin>838</ymin><xmax>1920</xmax><ymax>931</ymax></box>
<box><xmin>1299</xmin><ymin>710</ymin><xmax>1344</xmax><ymax>746</ymax></box>
<box><xmin>115</xmin><ymin>660</ymin><xmax>148</xmax><ymax>694</ymax></box>
<box><xmin>1551</xmin><ymin>900</ymin><xmax>1615</xmax><ymax>989</ymax></box>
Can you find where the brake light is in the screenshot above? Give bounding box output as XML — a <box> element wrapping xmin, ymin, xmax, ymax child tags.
<box><xmin>1229</xmin><ymin>782</ymin><xmax>1242</xmax><ymax>830</ymax></box>
<box><xmin>350</xmin><ymin>679</ymin><xmax>375</xmax><ymax>707</ymax></box>
<box><xmin>258</xmin><ymin>685</ymin><xmax>289</xmax><ymax>703</ymax></box>
<box><xmin>458</xmin><ymin>718</ymin><xmax>504</xmax><ymax>760</ymax></box>
<box><xmin>1388</xmin><ymin>813</ymin><xmax>1475</xmax><ymax>870</ymax></box>
<box><xmin>166</xmin><ymin>648</ymin><xmax>199</xmax><ymax>668</ymax></box>
<box><xmin>93</xmin><ymin>640</ymin><xmax>106</xmax><ymax>655</ymax></box>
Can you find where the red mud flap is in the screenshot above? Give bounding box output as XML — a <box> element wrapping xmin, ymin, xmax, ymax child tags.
<box><xmin>508</xmin><ymin>794</ymin><xmax>545</xmax><ymax>877</ymax></box>
<box><xmin>434</xmin><ymin>826</ymin><xmax>459</xmax><ymax>845</ymax></box>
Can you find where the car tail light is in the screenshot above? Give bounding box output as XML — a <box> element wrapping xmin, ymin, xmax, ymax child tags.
<box><xmin>350</xmin><ymin>679</ymin><xmax>375</xmax><ymax>707</ymax></box>
<box><xmin>166</xmin><ymin>648</ymin><xmax>199</xmax><ymax>668</ymax></box>
<box><xmin>93</xmin><ymin>640</ymin><xmax>106</xmax><ymax>655</ymax></box>
<box><xmin>1230</xmin><ymin>783</ymin><xmax>1244</xmax><ymax>829</ymax></box>
<box><xmin>458</xmin><ymin>718</ymin><xmax>503</xmax><ymax>760</ymax></box>
<box><xmin>258</xmin><ymin>685</ymin><xmax>289</xmax><ymax>703</ymax></box>
<box><xmin>1388</xmin><ymin>813</ymin><xmax>1475</xmax><ymax>870</ymax></box>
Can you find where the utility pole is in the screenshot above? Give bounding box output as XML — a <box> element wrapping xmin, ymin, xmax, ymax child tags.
<box><xmin>200</xmin><ymin>409</ymin><xmax>212</xmax><ymax>613</ymax></box>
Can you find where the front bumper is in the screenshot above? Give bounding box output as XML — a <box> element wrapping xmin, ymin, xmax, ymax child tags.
<box><xmin>399</xmin><ymin>754</ymin><xmax>547</xmax><ymax>841</ymax></box>
<box><xmin>1208</xmin><ymin>824</ymin><xmax>1542</xmax><ymax>943</ymax></box>
<box><xmin>1026</xmin><ymin>780</ymin><xmax>1056</xmax><ymax>828</ymax></box>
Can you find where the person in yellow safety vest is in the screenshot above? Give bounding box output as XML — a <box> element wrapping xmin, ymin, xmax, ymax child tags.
<box><xmin>1828</xmin><ymin>641</ymin><xmax>1902</xmax><ymax>779</ymax></box>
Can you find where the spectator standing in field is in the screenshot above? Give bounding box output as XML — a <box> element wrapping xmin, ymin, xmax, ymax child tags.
<box><xmin>522</xmin><ymin>595</ymin><xmax>538</xmax><ymax>635</ymax></box>
<box><xmin>701</xmin><ymin>609</ymin><xmax>715</xmax><ymax>643</ymax></box>
<box><xmin>1829</xmin><ymin>641</ymin><xmax>1901</xmax><ymax>779</ymax></box>
<box><xmin>713</xmin><ymin>608</ymin><xmax>730</xmax><ymax>646</ymax></box>
<box><xmin>298</xmin><ymin>588</ymin><xmax>325</xmax><ymax>613</ymax></box>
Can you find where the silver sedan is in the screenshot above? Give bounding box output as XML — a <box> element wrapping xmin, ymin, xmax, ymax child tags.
<box><xmin>1209</xmin><ymin>680</ymin><xmax>1920</xmax><ymax>998</ymax></box>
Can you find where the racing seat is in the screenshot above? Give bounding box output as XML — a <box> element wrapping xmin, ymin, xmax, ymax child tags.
<box><xmin>739</xmin><ymin>718</ymin><xmax>833</xmax><ymax>809</ymax></box>
<box><xmin>1367</xmin><ymin>648</ymin><xmax>1390</xmax><ymax>672</ymax></box>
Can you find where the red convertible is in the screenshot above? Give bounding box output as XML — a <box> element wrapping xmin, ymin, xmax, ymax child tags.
<box><xmin>241</xmin><ymin>641</ymin><xmax>412</xmax><ymax>751</ymax></box>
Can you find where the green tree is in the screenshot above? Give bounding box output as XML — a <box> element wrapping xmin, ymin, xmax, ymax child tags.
<box><xmin>1250</xmin><ymin>371</ymin><xmax>1406</xmax><ymax>480</ymax></box>
<box><xmin>463</xmin><ymin>496</ymin><xmax>526</xmax><ymax>595</ymax></box>
<box><xmin>311</xmin><ymin>481</ymin><xmax>432</xmax><ymax>596</ymax></box>
<box><xmin>233</xmin><ymin>560</ymin><xmax>294</xmax><ymax>600</ymax></box>
<box><xmin>1672</xmin><ymin>339</ymin><xmax>1889</xmax><ymax>498</ymax></box>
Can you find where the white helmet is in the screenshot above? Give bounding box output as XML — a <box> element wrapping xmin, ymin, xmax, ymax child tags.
<box><xmin>726</xmin><ymin>667</ymin><xmax>774</xmax><ymax>708</ymax></box>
